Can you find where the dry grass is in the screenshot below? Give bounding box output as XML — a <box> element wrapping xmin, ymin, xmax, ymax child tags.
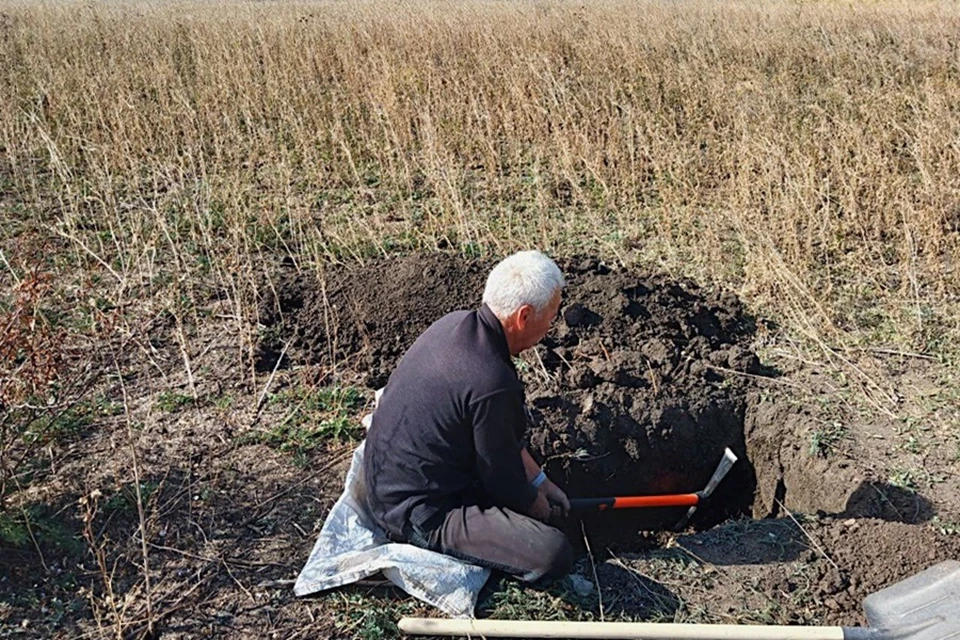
<box><xmin>1</xmin><ymin>0</ymin><xmax>958</xmax><ymax>365</ymax></box>
<box><xmin>1</xmin><ymin>3</ymin><xmax>959</xmax><ymax>634</ymax></box>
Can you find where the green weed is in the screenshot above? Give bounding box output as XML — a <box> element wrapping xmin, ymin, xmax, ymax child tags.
<box><xmin>246</xmin><ymin>386</ymin><xmax>366</xmax><ymax>459</ymax></box>
<box><xmin>22</xmin><ymin>406</ymin><xmax>93</xmax><ymax>446</ymax></box>
<box><xmin>808</xmin><ymin>422</ymin><xmax>847</xmax><ymax>458</ymax></box>
<box><xmin>931</xmin><ymin>516</ymin><xmax>959</xmax><ymax>536</ymax></box>
<box><xmin>156</xmin><ymin>390</ymin><xmax>194</xmax><ymax>412</ymax></box>
<box><xmin>0</xmin><ymin>510</ymin><xmax>30</xmax><ymax>546</ymax></box>
<box><xmin>0</xmin><ymin>503</ymin><xmax>81</xmax><ymax>554</ymax></box>
<box><xmin>902</xmin><ymin>436</ymin><xmax>924</xmax><ymax>455</ymax></box>
<box><xmin>104</xmin><ymin>481</ymin><xmax>159</xmax><ymax>514</ymax></box>
<box><xmin>480</xmin><ymin>579</ymin><xmax>595</xmax><ymax>622</ymax></box>
<box><xmin>328</xmin><ymin>591</ymin><xmax>423</xmax><ymax>640</ymax></box>
<box><xmin>888</xmin><ymin>468</ymin><xmax>919</xmax><ymax>492</ymax></box>
<box><xmin>888</xmin><ymin>467</ymin><xmax>943</xmax><ymax>492</ymax></box>
<box><xmin>12</xmin><ymin>393</ymin><xmax>116</xmax><ymax>451</ymax></box>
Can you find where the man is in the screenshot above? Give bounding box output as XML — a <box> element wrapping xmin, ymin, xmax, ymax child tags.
<box><xmin>363</xmin><ymin>250</ymin><xmax>574</xmax><ymax>583</ymax></box>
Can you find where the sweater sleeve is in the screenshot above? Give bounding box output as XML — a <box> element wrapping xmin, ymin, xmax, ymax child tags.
<box><xmin>470</xmin><ymin>389</ymin><xmax>539</xmax><ymax>513</ymax></box>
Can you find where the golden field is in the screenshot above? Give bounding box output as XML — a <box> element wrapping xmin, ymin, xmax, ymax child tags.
<box><xmin>1</xmin><ymin>0</ymin><xmax>957</xmax><ymax>356</ymax></box>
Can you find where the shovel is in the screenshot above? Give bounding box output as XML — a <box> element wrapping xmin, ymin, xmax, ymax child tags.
<box><xmin>568</xmin><ymin>448</ymin><xmax>738</xmax><ymax>530</ymax></box>
<box><xmin>398</xmin><ymin>559</ymin><xmax>960</xmax><ymax>640</ymax></box>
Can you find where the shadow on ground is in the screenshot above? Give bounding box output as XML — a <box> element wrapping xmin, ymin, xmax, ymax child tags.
<box><xmin>841</xmin><ymin>481</ymin><xmax>935</xmax><ymax>524</ymax></box>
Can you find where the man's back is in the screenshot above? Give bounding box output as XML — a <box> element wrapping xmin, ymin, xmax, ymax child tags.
<box><xmin>363</xmin><ymin>304</ymin><xmax>537</xmax><ymax>540</ymax></box>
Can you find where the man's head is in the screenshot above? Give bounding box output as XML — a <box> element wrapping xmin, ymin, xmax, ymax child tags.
<box><xmin>482</xmin><ymin>251</ymin><xmax>565</xmax><ymax>356</ymax></box>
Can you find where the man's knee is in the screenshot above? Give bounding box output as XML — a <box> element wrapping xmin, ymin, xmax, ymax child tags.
<box><xmin>527</xmin><ymin>528</ymin><xmax>573</xmax><ymax>583</ymax></box>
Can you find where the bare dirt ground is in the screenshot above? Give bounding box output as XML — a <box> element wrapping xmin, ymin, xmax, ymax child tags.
<box><xmin>2</xmin><ymin>253</ymin><xmax>959</xmax><ymax>638</ymax></box>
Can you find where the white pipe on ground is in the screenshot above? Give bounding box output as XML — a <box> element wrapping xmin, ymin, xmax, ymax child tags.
<box><xmin>397</xmin><ymin>618</ymin><xmax>851</xmax><ymax>640</ymax></box>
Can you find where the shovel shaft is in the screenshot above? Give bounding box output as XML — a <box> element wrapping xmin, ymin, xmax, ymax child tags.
<box><xmin>398</xmin><ymin>618</ymin><xmax>852</xmax><ymax>639</ymax></box>
<box><xmin>570</xmin><ymin>493</ymin><xmax>700</xmax><ymax>512</ymax></box>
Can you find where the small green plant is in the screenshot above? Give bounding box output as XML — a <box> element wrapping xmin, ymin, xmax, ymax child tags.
<box><xmin>902</xmin><ymin>436</ymin><xmax>924</xmax><ymax>454</ymax></box>
<box><xmin>246</xmin><ymin>386</ymin><xmax>366</xmax><ymax>459</ymax></box>
<box><xmin>251</xmin><ymin>418</ymin><xmax>359</xmax><ymax>461</ymax></box>
<box><xmin>330</xmin><ymin>592</ymin><xmax>423</xmax><ymax>640</ymax></box>
<box><xmin>932</xmin><ymin>516</ymin><xmax>959</xmax><ymax>536</ymax></box>
<box><xmin>92</xmin><ymin>394</ymin><xmax>124</xmax><ymax>418</ymax></box>
<box><xmin>0</xmin><ymin>503</ymin><xmax>82</xmax><ymax>554</ymax></box>
<box><xmin>0</xmin><ymin>510</ymin><xmax>30</xmax><ymax>546</ymax></box>
<box><xmin>513</xmin><ymin>357</ymin><xmax>531</xmax><ymax>372</ymax></box>
<box><xmin>887</xmin><ymin>467</ymin><xmax>943</xmax><ymax>492</ymax></box>
<box><xmin>481</xmin><ymin>578</ymin><xmax>595</xmax><ymax>622</ymax></box>
<box><xmin>156</xmin><ymin>390</ymin><xmax>194</xmax><ymax>412</ymax></box>
<box><xmin>461</xmin><ymin>242</ymin><xmax>483</xmax><ymax>259</ymax></box>
<box><xmin>354</xmin><ymin>608</ymin><xmax>396</xmax><ymax>640</ymax></box>
<box><xmin>808</xmin><ymin>422</ymin><xmax>847</xmax><ymax>458</ymax></box>
<box><xmin>104</xmin><ymin>481</ymin><xmax>159</xmax><ymax>514</ymax></box>
<box><xmin>888</xmin><ymin>468</ymin><xmax>918</xmax><ymax>492</ymax></box>
<box><xmin>22</xmin><ymin>406</ymin><xmax>94</xmax><ymax>445</ymax></box>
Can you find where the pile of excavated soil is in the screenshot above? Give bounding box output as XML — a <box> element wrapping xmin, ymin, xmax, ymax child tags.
<box><xmin>261</xmin><ymin>253</ymin><xmax>764</xmax><ymax>532</ymax></box>
<box><xmin>260</xmin><ymin>253</ymin><xmax>490</xmax><ymax>386</ymax></box>
<box><xmin>260</xmin><ymin>253</ymin><xmax>955</xmax><ymax>609</ymax></box>
<box><xmin>612</xmin><ymin>516</ymin><xmax>960</xmax><ymax>627</ymax></box>
<box><xmin>812</xmin><ymin>518</ymin><xmax>958</xmax><ymax>622</ymax></box>
<box><xmin>521</xmin><ymin>257</ymin><xmax>763</xmax><ymax>530</ymax></box>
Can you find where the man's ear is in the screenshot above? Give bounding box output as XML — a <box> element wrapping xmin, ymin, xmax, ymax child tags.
<box><xmin>516</xmin><ymin>304</ymin><xmax>533</xmax><ymax>330</ymax></box>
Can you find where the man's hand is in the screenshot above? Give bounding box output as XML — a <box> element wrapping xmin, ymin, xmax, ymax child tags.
<box><xmin>528</xmin><ymin>490</ymin><xmax>553</xmax><ymax>523</ymax></box>
<box><xmin>541</xmin><ymin>478</ymin><xmax>570</xmax><ymax>517</ymax></box>
<box><xmin>527</xmin><ymin>479</ymin><xmax>570</xmax><ymax>523</ymax></box>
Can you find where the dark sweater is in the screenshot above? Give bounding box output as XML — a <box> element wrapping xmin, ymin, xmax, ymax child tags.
<box><xmin>363</xmin><ymin>304</ymin><xmax>539</xmax><ymax>539</ymax></box>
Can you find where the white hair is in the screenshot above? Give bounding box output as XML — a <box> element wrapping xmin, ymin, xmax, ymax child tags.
<box><xmin>482</xmin><ymin>250</ymin><xmax>565</xmax><ymax>320</ymax></box>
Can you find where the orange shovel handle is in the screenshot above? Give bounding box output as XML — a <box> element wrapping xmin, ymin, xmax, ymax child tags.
<box><xmin>613</xmin><ymin>494</ymin><xmax>700</xmax><ymax>509</ymax></box>
<box><xmin>569</xmin><ymin>493</ymin><xmax>701</xmax><ymax>512</ymax></box>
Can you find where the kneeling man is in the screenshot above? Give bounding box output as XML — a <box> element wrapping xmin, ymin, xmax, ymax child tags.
<box><xmin>363</xmin><ymin>250</ymin><xmax>573</xmax><ymax>582</ymax></box>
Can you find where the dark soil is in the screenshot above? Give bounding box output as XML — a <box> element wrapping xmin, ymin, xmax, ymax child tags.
<box><xmin>522</xmin><ymin>257</ymin><xmax>764</xmax><ymax>533</ymax></box>
<box><xmin>4</xmin><ymin>252</ymin><xmax>957</xmax><ymax>638</ymax></box>
<box><xmin>262</xmin><ymin>253</ymin><xmax>765</xmax><ymax>532</ymax></box>
<box><xmin>616</xmin><ymin>516</ymin><xmax>960</xmax><ymax>627</ymax></box>
<box><xmin>259</xmin><ymin>253</ymin><xmax>491</xmax><ymax>386</ymax></box>
<box><xmin>252</xmin><ymin>251</ymin><xmax>960</xmax><ymax>627</ymax></box>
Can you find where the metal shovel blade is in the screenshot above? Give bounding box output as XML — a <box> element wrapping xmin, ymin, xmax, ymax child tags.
<box><xmin>862</xmin><ymin>560</ymin><xmax>960</xmax><ymax>640</ymax></box>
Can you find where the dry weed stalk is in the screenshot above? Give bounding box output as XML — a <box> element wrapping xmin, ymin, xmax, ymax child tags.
<box><xmin>113</xmin><ymin>350</ymin><xmax>156</xmax><ymax>638</ymax></box>
<box><xmin>79</xmin><ymin>488</ymin><xmax>126</xmax><ymax>640</ymax></box>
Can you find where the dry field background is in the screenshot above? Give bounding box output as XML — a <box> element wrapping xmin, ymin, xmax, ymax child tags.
<box><xmin>2</xmin><ymin>0</ymin><xmax>958</xmax><ymax>351</ymax></box>
<box><xmin>1</xmin><ymin>0</ymin><xmax>959</xmax><ymax>637</ymax></box>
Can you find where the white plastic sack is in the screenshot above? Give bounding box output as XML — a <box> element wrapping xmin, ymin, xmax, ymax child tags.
<box><xmin>294</xmin><ymin>395</ymin><xmax>490</xmax><ymax>618</ymax></box>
